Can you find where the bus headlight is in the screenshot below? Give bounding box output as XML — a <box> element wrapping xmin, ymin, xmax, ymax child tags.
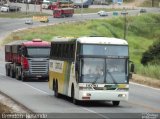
<box><xmin>83</xmin><ymin>92</ymin><xmax>91</xmax><ymax>97</ymax></box>
<box><xmin>82</xmin><ymin>92</ymin><xmax>91</xmax><ymax>100</ymax></box>
<box><xmin>118</xmin><ymin>94</ymin><xmax>126</xmax><ymax>97</ymax></box>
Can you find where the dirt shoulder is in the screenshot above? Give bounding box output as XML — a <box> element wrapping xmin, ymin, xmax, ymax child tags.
<box><xmin>131</xmin><ymin>74</ymin><xmax>160</xmax><ymax>88</ymax></box>
<box><xmin>0</xmin><ymin>92</ymin><xmax>32</xmax><ymax>113</ymax></box>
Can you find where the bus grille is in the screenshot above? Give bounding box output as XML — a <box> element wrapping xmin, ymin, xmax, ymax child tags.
<box><xmin>29</xmin><ymin>59</ymin><xmax>48</xmax><ymax>75</ymax></box>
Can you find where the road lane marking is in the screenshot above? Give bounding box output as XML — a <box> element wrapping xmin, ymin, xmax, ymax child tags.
<box><xmin>130</xmin><ymin>82</ymin><xmax>160</xmax><ymax>91</ymax></box>
<box><xmin>81</xmin><ymin>107</ymin><xmax>110</xmax><ymax>119</ymax></box>
<box><xmin>129</xmin><ymin>101</ymin><xmax>160</xmax><ymax>112</ymax></box>
<box><xmin>0</xmin><ymin>72</ymin><xmax>50</xmax><ymax>95</ymax></box>
<box><xmin>22</xmin><ymin>83</ymin><xmax>50</xmax><ymax>95</ymax></box>
<box><xmin>0</xmin><ymin>73</ymin><xmax>159</xmax><ymax>116</ymax></box>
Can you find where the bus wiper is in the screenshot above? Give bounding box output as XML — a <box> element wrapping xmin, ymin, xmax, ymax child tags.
<box><xmin>92</xmin><ymin>74</ymin><xmax>100</xmax><ymax>84</ymax></box>
<box><xmin>106</xmin><ymin>69</ymin><xmax>117</xmax><ymax>84</ymax></box>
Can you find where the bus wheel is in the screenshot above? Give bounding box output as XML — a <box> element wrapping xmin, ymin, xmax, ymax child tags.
<box><xmin>71</xmin><ymin>86</ymin><xmax>78</xmax><ymax>105</ymax></box>
<box><xmin>53</xmin><ymin>80</ymin><xmax>55</xmax><ymax>91</ymax></box>
<box><xmin>112</xmin><ymin>101</ymin><xmax>120</xmax><ymax>106</ymax></box>
<box><xmin>54</xmin><ymin>81</ymin><xmax>59</xmax><ymax>98</ymax></box>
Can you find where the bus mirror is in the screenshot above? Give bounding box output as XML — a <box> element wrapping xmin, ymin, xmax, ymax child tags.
<box><xmin>75</xmin><ymin>62</ymin><xmax>79</xmax><ymax>72</ymax></box>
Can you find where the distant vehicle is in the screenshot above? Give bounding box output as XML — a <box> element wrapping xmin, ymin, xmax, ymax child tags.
<box><xmin>5</xmin><ymin>39</ymin><xmax>51</xmax><ymax>81</ymax></box>
<box><xmin>32</xmin><ymin>16</ymin><xmax>49</xmax><ymax>23</ymax></box>
<box><xmin>9</xmin><ymin>6</ymin><xmax>21</xmax><ymax>12</ymax></box>
<box><xmin>0</xmin><ymin>4</ymin><xmax>9</xmax><ymax>12</ymax></box>
<box><xmin>140</xmin><ymin>9</ymin><xmax>147</xmax><ymax>13</ymax></box>
<box><xmin>25</xmin><ymin>19</ymin><xmax>33</xmax><ymax>25</ymax></box>
<box><xmin>72</xmin><ymin>0</ymin><xmax>92</xmax><ymax>8</ymax></box>
<box><xmin>121</xmin><ymin>11</ymin><xmax>128</xmax><ymax>15</ymax></box>
<box><xmin>0</xmin><ymin>4</ymin><xmax>21</xmax><ymax>12</ymax></box>
<box><xmin>113</xmin><ymin>11</ymin><xmax>118</xmax><ymax>16</ymax></box>
<box><xmin>53</xmin><ymin>8</ymin><xmax>74</xmax><ymax>18</ymax></box>
<box><xmin>42</xmin><ymin>3</ymin><xmax>50</xmax><ymax>9</ymax></box>
<box><xmin>97</xmin><ymin>10</ymin><xmax>108</xmax><ymax>16</ymax></box>
<box><xmin>93</xmin><ymin>0</ymin><xmax>108</xmax><ymax>5</ymax></box>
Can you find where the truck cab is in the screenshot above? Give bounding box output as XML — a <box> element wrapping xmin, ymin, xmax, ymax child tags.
<box><xmin>5</xmin><ymin>39</ymin><xmax>51</xmax><ymax>81</ymax></box>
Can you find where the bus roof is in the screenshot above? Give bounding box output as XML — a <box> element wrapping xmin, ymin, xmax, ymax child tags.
<box><xmin>77</xmin><ymin>37</ymin><xmax>128</xmax><ymax>45</ymax></box>
<box><xmin>52</xmin><ymin>36</ymin><xmax>128</xmax><ymax>45</ymax></box>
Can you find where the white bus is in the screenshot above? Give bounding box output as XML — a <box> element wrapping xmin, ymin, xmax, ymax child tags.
<box><xmin>49</xmin><ymin>36</ymin><xmax>132</xmax><ymax>106</ymax></box>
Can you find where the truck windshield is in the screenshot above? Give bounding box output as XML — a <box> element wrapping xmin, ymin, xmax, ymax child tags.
<box><xmin>26</xmin><ymin>47</ymin><xmax>50</xmax><ymax>58</ymax></box>
<box><xmin>80</xmin><ymin>58</ymin><xmax>128</xmax><ymax>84</ymax></box>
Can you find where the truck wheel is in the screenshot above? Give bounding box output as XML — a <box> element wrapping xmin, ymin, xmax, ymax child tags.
<box><xmin>61</xmin><ymin>14</ymin><xmax>65</xmax><ymax>18</ymax></box>
<box><xmin>6</xmin><ymin>68</ymin><xmax>10</xmax><ymax>76</ymax></box>
<box><xmin>16</xmin><ymin>69</ymin><xmax>20</xmax><ymax>80</ymax></box>
<box><xmin>10</xmin><ymin>69</ymin><xmax>15</xmax><ymax>78</ymax></box>
<box><xmin>112</xmin><ymin>101</ymin><xmax>120</xmax><ymax>106</ymax></box>
<box><xmin>21</xmin><ymin>71</ymin><xmax>26</xmax><ymax>82</ymax></box>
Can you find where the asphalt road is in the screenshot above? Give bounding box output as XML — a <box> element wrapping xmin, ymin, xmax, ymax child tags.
<box><xmin>0</xmin><ymin>6</ymin><xmax>160</xmax><ymax>119</ymax></box>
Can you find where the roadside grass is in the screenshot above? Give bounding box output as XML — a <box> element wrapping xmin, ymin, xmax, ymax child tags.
<box><xmin>2</xmin><ymin>13</ymin><xmax>160</xmax><ymax>79</ymax></box>
<box><xmin>0</xmin><ymin>12</ymin><xmax>51</xmax><ymax>18</ymax></box>
<box><xmin>136</xmin><ymin>65</ymin><xmax>160</xmax><ymax>80</ymax></box>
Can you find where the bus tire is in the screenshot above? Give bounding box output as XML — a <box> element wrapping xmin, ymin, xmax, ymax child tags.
<box><xmin>54</xmin><ymin>80</ymin><xmax>59</xmax><ymax>98</ymax></box>
<box><xmin>112</xmin><ymin>101</ymin><xmax>120</xmax><ymax>106</ymax></box>
<box><xmin>53</xmin><ymin>80</ymin><xmax>55</xmax><ymax>91</ymax></box>
<box><xmin>71</xmin><ymin>85</ymin><xmax>79</xmax><ymax>105</ymax></box>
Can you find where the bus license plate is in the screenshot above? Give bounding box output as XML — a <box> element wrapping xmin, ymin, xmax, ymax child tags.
<box><xmin>36</xmin><ymin>75</ymin><xmax>42</xmax><ymax>77</ymax></box>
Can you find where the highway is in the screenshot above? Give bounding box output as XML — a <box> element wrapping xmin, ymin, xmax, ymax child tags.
<box><xmin>0</xmin><ymin>7</ymin><xmax>160</xmax><ymax>118</ymax></box>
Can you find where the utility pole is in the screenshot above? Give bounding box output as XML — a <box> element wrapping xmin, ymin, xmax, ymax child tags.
<box><xmin>152</xmin><ymin>0</ymin><xmax>154</xmax><ymax>7</ymax></box>
<box><xmin>122</xmin><ymin>8</ymin><xmax>127</xmax><ymax>40</ymax></box>
<box><xmin>81</xmin><ymin>0</ymin><xmax>83</xmax><ymax>16</ymax></box>
<box><xmin>124</xmin><ymin>12</ymin><xmax>127</xmax><ymax>40</ymax></box>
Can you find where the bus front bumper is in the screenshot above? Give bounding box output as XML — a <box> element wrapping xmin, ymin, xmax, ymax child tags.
<box><xmin>78</xmin><ymin>90</ymin><xmax>128</xmax><ymax>101</ymax></box>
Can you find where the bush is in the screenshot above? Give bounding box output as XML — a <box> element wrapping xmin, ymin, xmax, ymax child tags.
<box><xmin>141</xmin><ymin>39</ymin><xmax>160</xmax><ymax>65</ymax></box>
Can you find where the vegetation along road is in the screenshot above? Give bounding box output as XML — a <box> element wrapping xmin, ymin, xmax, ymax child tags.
<box><xmin>0</xmin><ymin>2</ymin><xmax>160</xmax><ymax>119</ymax></box>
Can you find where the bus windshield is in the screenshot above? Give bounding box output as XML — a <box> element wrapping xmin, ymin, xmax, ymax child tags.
<box><xmin>80</xmin><ymin>58</ymin><xmax>128</xmax><ymax>84</ymax></box>
<box><xmin>26</xmin><ymin>47</ymin><xmax>50</xmax><ymax>58</ymax></box>
<box><xmin>80</xmin><ymin>44</ymin><xmax>128</xmax><ymax>57</ymax></box>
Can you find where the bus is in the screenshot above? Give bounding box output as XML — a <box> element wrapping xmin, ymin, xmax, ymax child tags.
<box><xmin>49</xmin><ymin>36</ymin><xmax>132</xmax><ymax>106</ymax></box>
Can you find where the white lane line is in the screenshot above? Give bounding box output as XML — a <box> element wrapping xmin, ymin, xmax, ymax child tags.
<box><xmin>22</xmin><ymin>82</ymin><xmax>109</xmax><ymax>118</ymax></box>
<box><xmin>130</xmin><ymin>82</ymin><xmax>160</xmax><ymax>91</ymax></box>
<box><xmin>22</xmin><ymin>83</ymin><xmax>50</xmax><ymax>95</ymax></box>
<box><xmin>0</xmin><ymin>72</ymin><xmax>50</xmax><ymax>94</ymax></box>
<box><xmin>81</xmin><ymin>107</ymin><xmax>110</xmax><ymax>119</ymax></box>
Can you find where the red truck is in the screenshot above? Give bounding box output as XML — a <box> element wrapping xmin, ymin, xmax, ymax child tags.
<box><xmin>5</xmin><ymin>39</ymin><xmax>50</xmax><ymax>81</ymax></box>
<box><xmin>53</xmin><ymin>8</ymin><xmax>74</xmax><ymax>18</ymax></box>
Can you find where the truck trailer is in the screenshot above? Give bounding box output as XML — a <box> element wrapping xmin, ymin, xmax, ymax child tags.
<box><xmin>5</xmin><ymin>39</ymin><xmax>50</xmax><ymax>81</ymax></box>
